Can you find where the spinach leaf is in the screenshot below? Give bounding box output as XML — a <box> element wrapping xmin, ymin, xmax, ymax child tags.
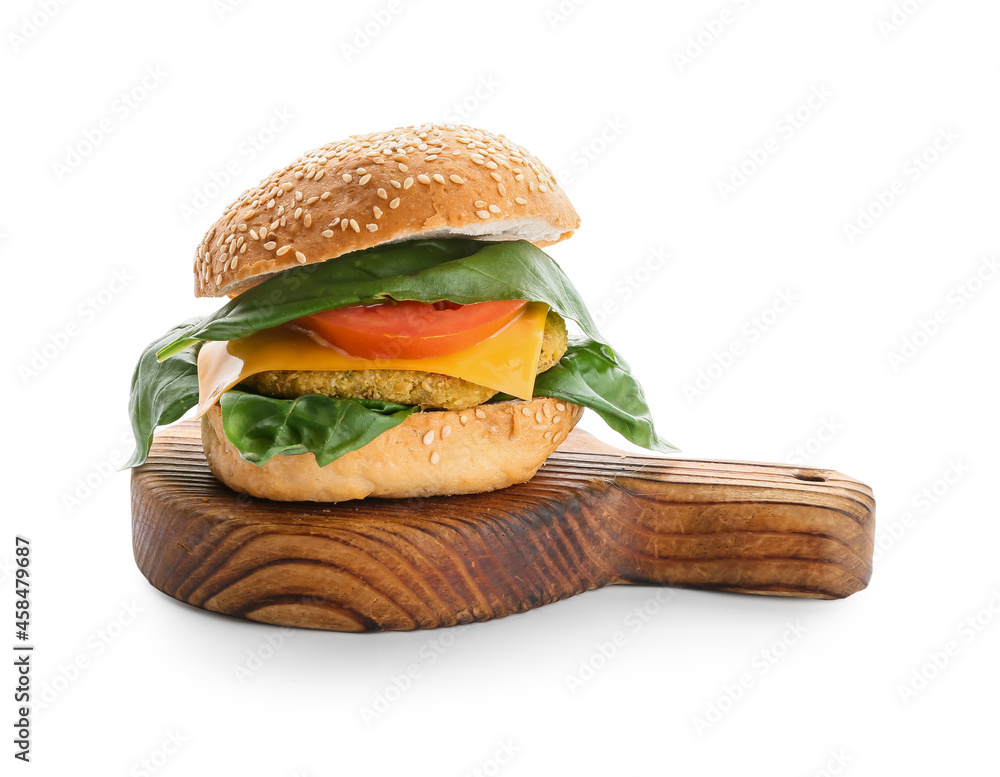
<box><xmin>219</xmin><ymin>391</ymin><xmax>416</xmax><ymax>467</ymax></box>
<box><xmin>124</xmin><ymin>321</ymin><xmax>203</xmax><ymax>468</ymax></box>
<box><xmin>157</xmin><ymin>239</ymin><xmax>605</xmax><ymax>360</ymax></box>
<box><xmin>127</xmin><ymin>240</ymin><xmax>675</xmax><ymax>468</ymax></box>
<box><xmin>501</xmin><ymin>338</ymin><xmax>677</xmax><ymax>453</ymax></box>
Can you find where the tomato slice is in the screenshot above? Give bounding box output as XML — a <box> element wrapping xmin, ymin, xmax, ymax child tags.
<box><xmin>292</xmin><ymin>299</ymin><xmax>529</xmax><ymax>360</ymax></box>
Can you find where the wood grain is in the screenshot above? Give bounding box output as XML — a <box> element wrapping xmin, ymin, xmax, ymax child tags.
<box><xmin>132</xmin><ymin>421</ymin><xmax>875</xmax><ymax>632</ymax></box>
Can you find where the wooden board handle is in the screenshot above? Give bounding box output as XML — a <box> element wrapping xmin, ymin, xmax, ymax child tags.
<box><xmin>132</xmin><ymin>423</ymin><xmax>874</xmax><ymax>632</ymax></box>
<box><xmin>550</xmin><ymin>434</ymin><xmax>874</xmax><ymax>599</ymax></box>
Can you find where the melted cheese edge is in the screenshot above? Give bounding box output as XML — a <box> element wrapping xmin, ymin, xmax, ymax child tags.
<box><xmin>195</xmin><ymin>302</ymin><xmax>549</xmax><ymax>416</ymax></box>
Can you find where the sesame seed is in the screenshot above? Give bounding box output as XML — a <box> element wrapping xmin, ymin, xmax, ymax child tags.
<box><xmin>342</xmin><ymin>174</ymin><xmax>353</xmax><ymax>183</ymax></box>
<box><xmin>243</xmin><ymin>210</ymin><xmax>256</xmax><ymax>220</ymax></box>
<box><xmin>515</xmin><ymin>197</ymin><xmax>527</xmax><ymax>205</ymax></box>
<box><xmin>475</xmin><ymin>408</ymin><xmax>486</xmax><ymax>419</ymax></box>
<box><xmin>263</xmin><ymin>242</ymin><xmax>277</xmax><ymax>250</ymax></box>
<box><xmin>522</xmin><ymin>406</ymin><xmax>532</xmax><ymax>416</ymax></box>
<box><xmin>321</xmin><ymin>192</ymin><xmax>331</xmax><ymax>200</ymax></box>
<box><xmin>373</xmin><ymin>206</ymin><xmax>383</xmax><ymax>219</ymax></box>
<box><xmin>294</xmin><ymin>207</ymin><xmax>303</xmax><ymax>219</ymax></box>
<box><xmin>304</xmin><ymin>213</ymin><xmax>312</xmax><ymax>227</ymax></box>
<box><xmin>404</xmin><ymin>177</ymin><xmax>414</xmax><ymax>189</ymax></box>
<box><xmin>282</xmin><ymin>182</ymin><xmax>294</xmax><ymax>191</ymax></box>
<box><xmin>349</xmin><ymin>219</ymin><xmax>360</xmax><ymax>232</ymax></box>
<box><xmin>276</xmin><ymin>245</ymin><xmax>291</xmax><ymax>256</ymax></box>
<box><xmin>449</xmin><ymin>174</ymin><xmax>465</xmax><ymax>184</ymax></box>
<box><xmin>367</xmin><ymin>223</ymin><xmax>378</xmax><ymax>232</ymax></box>
<box><xmin>277</xmin><ymin>205</ymin><xmax>285</xmax><ymax>216</ymax></box>
<box><xmin>543</xmin><ymin>431</ymin><xmax>552</xmax><ymax>440</ymax></box>
<box><xmin>555</xmin><ymin>403</ymin><xmax>566</xmax><ymax>412</ymax></box>
<box><xmin>553</xmin><ymin>431</ymin><xmax>563</xmax><ymax>444</ymax></box>
<box><xmin>295</xmin><ymin>171</ymin><xmax>304</xmax><ymax>179</ymax></box>
<box><xmin>249</xmin><ymin>229</ymin><xmax>259</xmax><ymax>240</ymax></box>
<box><xmin>430</xmin><ymin>451</ymin><xmax>440</xmax><ymax>465</ymax></box>
<box><xmin>266</xmin><ymin>199</ymin><xmax>275</xmax><ymax>208</ymax></box>
<box><xmin>295</xmin><ymin>191</ymin><xmax>303</xmax><ymax>202</ymax></box>
<box><xmin>389</xmin><ymin>198</ymin><xmax>400</xmax><ymax>209</ymax></box>
<box><xmin>340</xmin><ymin>219</ymin><xmax>350</xmax><ymax>231</ymax></box>
<box><xmin>485</xmin><ymin>161</ymin><xmax>498</xmax><ymax>170</ymax></box>
<box><xmin>398</xmin><ymin>163</ymin><xmax>409</xmax><ymax>172</ymax></box>
<box><xmin>475</xmin><ymin>200</ymin><xmax>487</xmax><ymax>208</ymax></box>
<box><xmin>215</xmin><ymin>274</ymin><xmax>221</xmax><ymax>286</ymax></box>
<box><xmin>539</xmin><ymin>184</ymin><xmax>549</xmax><ymax>193</ymax></box>
<box><xmin>441</xmin><ymin>425</ymin><xmax>451</xmax><ymax>439</ymax></box>
<box><xmin>315</xmin><ymin>170</ymin><xmax>325</xmax><ymax>181</ymax></box>
<box><xmin>459</xmin><ymin>414</ymin><xmax>468</xmax><ymax>426</ymax></box>
<box><xmin>432</xmin><ymin>173</ymin><xmax>446</xmax><ymax>184</ymax></box>
<box><xmin>322</xmin><ymin>230</ymin><xmax>334</xmax><ymax>238</ymax></box>
<box><xmin>417</xmin><ymin>174</ymin><xmax>431</xmax><ymax>184</ymax></box>
<box><xmin>425</xmin><ymin>154</ymin><xmax>438</xmax><ymax>161</ymax></box>
<box><xmin>357</xmin><ymin>167</ymin><xmax>367</xmax><ymax>174</ymax></box>
<box><xmin>422</xmin><ymin>430</ymin><xmax>435</xmax><ymax>445</ymax></box>
<box><xmin>489</xmin><ymin>204</ymin><xmax>501</xmax><ymax>214</ymax></box>
<box><xmin>497</xmin><ymin>183</ymin><xmax>507</xmax><ymax>195</ymax></box>
<box><xmin>529</xmin><ymin>181</ymin><xmax>536</xmax><ymax>191</ymax></box>
<box><xmin>306</xmin><ymin>196</ymin><xmax>319</xmax><ymax>205</ymax></box>
<box><xmin>359</xmin><ymin>174</ymin><xmax>372</xmax><ymax>185</ymax></box>
<box><xmin>377</xmin><ymin>188</ymin><xmax>388</xmax><ymax>199</ymax></box>
<box><xmin>390</xmin><ymin>179</ymin><xmax>401</xmax><ymax>189</ymax></box>
<box><xmin>490</xmin><ymin>172</ymin><xmax>502</xmax><ymax>182</ymax></box>
<box><xmin>476</xmin><ymin>210</ymin><xmax>490</xmax><ymax>219</ymax></box>
<box><xmin>515</xmin><ymin>174</ymin><xmax>525</xmax><ymax>182</ymax></box>
<box><xmin>295</xmin><ymin>251</ymin><xmax>307</xmax><ymax>263</ymax></box>
<box><xmin>393</xmin><ymin>153</ymin><xmax>407</xmax><ymax>162</ymax></box>
<box><xmin>553</xmin><ymin>415</ymin><xmax>562</xmax><ymax>424</ymax></box>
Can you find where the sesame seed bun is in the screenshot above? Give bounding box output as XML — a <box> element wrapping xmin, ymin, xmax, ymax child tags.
<box><xmin>201</xmin><ymin>397</ymin><xmax>582</xmax><ymax>502</ymax></box>
<box><xmin>194</xmin><ymin>124</ymin><xmax>580</xmax><ymax>298</ymax></box>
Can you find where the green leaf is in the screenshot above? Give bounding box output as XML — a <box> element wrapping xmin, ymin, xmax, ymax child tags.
<box><xmin>156</xmin><ymin>239</ymin><xmax>607</xmax><ymax>361</ymax></box>
<box><xmin>124</xmin><ymin>321</ymin><xmax>203</xmax><ymax>468</ymax></box>
<box><xmin>128</xmin><ymin>240</ymin><xmax>673</xmax><ymax>469</ymax></box>
<box><xmin>506</xmin><ymin>338</ymin><xmax>677</xmax><ymax>454</ymax></box>
<box><xmin>219</xmin><ymin>391</ymin><xmax>416</xmax><ymax>467</ymax></box>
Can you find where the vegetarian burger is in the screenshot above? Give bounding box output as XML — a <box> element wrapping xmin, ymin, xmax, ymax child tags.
<box><xmin>127</xmin><ymin>124</ymin><xmax>672</xmax><ymax>500</ymax></box>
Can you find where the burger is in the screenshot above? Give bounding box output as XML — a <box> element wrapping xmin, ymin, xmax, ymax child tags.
<box><xmin>126</xmin><ymin>124</ymin><xmax>673</xmax><ymax>501</ymax></box>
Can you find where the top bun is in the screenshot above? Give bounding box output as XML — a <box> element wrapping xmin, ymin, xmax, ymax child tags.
<box><xmin>193</xmin><ymin>124</ymin><xmax>580</xmax><ymax>297</ymax></box>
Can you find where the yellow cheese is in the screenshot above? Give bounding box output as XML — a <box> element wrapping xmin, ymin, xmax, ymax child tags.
<box><xmin>196</xmin><ymin>302</ymin><xmax>549</xmax><ymax>416</ymax></box>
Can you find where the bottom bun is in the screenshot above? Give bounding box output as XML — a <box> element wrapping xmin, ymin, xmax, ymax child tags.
<box><xmin>201</xmin><ymin>396</ymin><xmax>582</xmax><ymax>502</ymax></box>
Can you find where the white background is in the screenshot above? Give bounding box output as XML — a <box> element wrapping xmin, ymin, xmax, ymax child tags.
<box><xmin>4</xmin><ymin>0</ymin><xmax>999</xmax><ymax>774</ymax></box>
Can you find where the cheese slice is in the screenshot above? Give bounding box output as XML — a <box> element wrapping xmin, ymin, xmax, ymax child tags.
<box><xmin>196</xmin><ymin>302</ymin><xmax>549</xmax><ymax>416</ymax></box>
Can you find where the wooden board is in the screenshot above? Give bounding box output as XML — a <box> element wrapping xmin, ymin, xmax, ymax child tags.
<box><xmin>132</xmin><ymin>421</ymin><xmax>875</xmax><ymax>632</ymax></box>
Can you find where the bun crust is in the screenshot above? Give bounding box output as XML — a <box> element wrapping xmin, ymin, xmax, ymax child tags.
<box><xmin>194</xmin><ymin>125</ymin><xmax>580</xmax><ymax>297</ymax></box>
<box><xmin>201</xmin><ymin>397</ymin><xmax>582</xmax><ymax>502</ymax></box>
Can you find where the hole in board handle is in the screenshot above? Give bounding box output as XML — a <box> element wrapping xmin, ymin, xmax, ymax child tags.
<box><xmin>792</xmin><ymin>469</ymin><xmax>827</xmax><ymax>483</ymax></box>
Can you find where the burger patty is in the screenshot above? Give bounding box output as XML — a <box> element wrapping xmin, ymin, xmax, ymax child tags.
<box><xmin>241</xmin><ymin>311</ymin><xmax>568</xmax><ymax>410</ymax></box>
